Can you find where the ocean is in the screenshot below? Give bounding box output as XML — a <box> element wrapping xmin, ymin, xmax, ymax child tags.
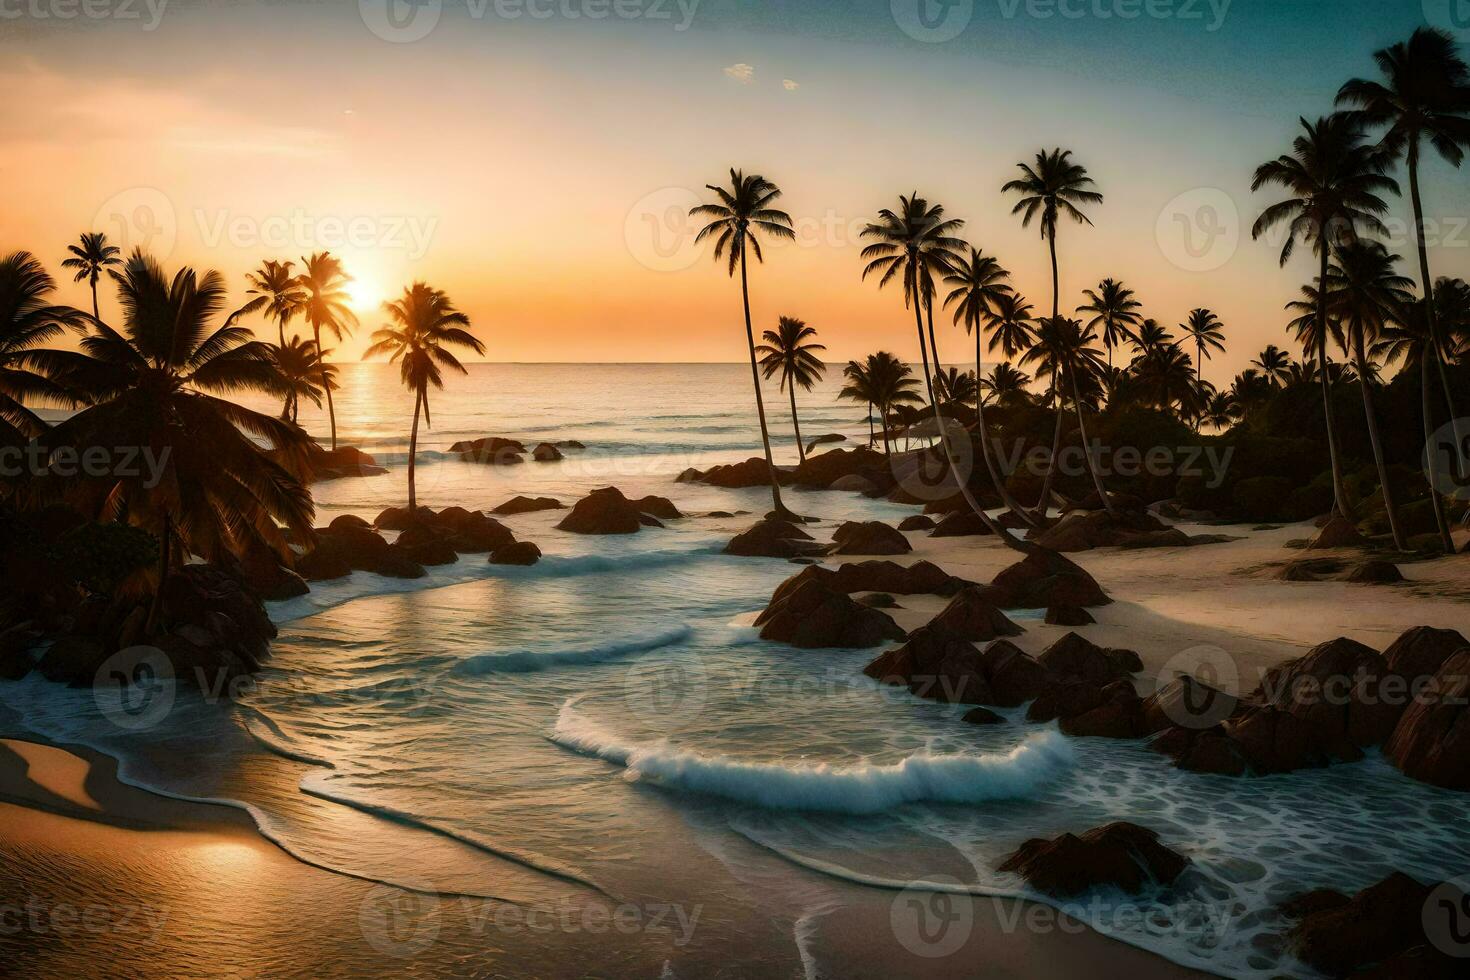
<box><xmin>5</xmin><ymin>363</ymin><xmax>1468</xmax><ymax>978</ymax></box>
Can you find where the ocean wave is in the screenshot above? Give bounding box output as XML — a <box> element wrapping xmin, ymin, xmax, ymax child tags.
<box><xmin>549</xmin><ymin>704</ymin><xmax>1075</xmax><ymax>815</ymax></box>
<box><xmin>505</xmin><ymin>545</ymin><xmax>726</xmax><ymax>579</ymax></box>
<box><xmin>239</xmin><ymin>706</ymin><xmax>338</xmax><ymax>769</ymax></box>
<box><xmin>453</xmin><ymin>625</ymin><xmax>693</xmax><ymax>675</ymax></box>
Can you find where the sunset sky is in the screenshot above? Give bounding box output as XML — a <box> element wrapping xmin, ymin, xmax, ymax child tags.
<box><xmin>3</xmin><ymin>0</ymin><xmax>1467</xmax><ymax>377</ymax></box>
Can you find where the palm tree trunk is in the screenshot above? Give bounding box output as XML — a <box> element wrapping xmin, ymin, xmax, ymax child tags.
<box><xmin>788</xmin><ymin>383</ymin><xmax>806</xmax><ymax>463</ymax></box>
<box><xmin>879</xmin><ymin>402</ymin><xmax>891</xmax><ymax>459</ymax></box>
<box><xmin>1047</xmin><ymin>229</ymin><xmax>1060</xmax><ymax>320</ymax></box>
<box><xmin>278</xmin><ymin>313</ymin><xmax>286</xmax><ymax>349</ymax></box>
<box><xmin>90</xmin><ymin>276</ymin><xmax>100</xmax><ymax>321</ymax></box>
<box><xmin>1316</xmin><ymin>249</ymin><xmax>1352</xmax><ymax>521</ymax></box>
<box><xmin>313</xmin><ymin>321</ymin><xmax>338</xmax><ymax>451</ymax></box>
<box><xmin>739</xmin><ymin>249</ymin><xmax>788</xmax><ymax>516</ymax></box>
<box><xmin>1035</xmin><ymin>399</ymin><xmax>1065</xmax><ymax>516</ymax></box>
<box><xmin>408</xmin><ymin>387</ymin><xmax>423</xmax><ymax>511</ymax></box>
<box><xmin>1069</xmin><ymin>366</ymin><xmax>1115</xmax><ymax>517</ymax></box>
<box><xmin>1354</xmin><ymin>340</ymin><xmax>1405</xmax><ymax>551</ymax></box>
<box><xmin>1421</xmin><ymin>353</ymin><xmax>1457</xmax><ymax>551</ymax></box>
<box><xmin>973</xmin><ymin>318</ymin><xmax>1036</xmax><ymax>527</ymax></box>
<box><xmin>867</xmin><ymin>401</ymin><xmax>875</xmax><ymax>449</ymax></box>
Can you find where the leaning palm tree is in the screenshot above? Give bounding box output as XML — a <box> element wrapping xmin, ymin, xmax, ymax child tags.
<box><xmin>296</xmin><ymin>252</ymin><xmax>357</xmax><ymax>451</ymax></box>
<box><xmin>42</xmin><ymin>251</ymin><xmax>314</xmax><ymax>610</ymax></box>
<box><xmin>755</xmin><ymin>316</ymin><xmax>826</xmax><ymax>462</ymax></box>
<box><xmin>1251</xmin><ymin>344</ymin><xmax>1293</xmax><ymax>386</ymax></box>
<box><xmin>1023</xmin><ymin>316</ymin><xmax>1116</xmax><ymax>516</ymax></box>
<box><xmin>0</xmin><ymin>252</ymin><xmax>89</xmax><ymax>449</ymax></box>
<box><xmin>1002</xmin><ymin>148</ymin><xmax>1104</xmax><ymax>320</ymax></box>
<box><xmin>942</xmin><ymin>247</ymin><xmax>1035</xmax><ymax>525</ymax></box>
<box><xmin>1252</xmin><ymin>112</ymin><xmax>1397</xmax><ymax>523</ymax></box>
<box><xmin>1076</xmin><ymin>278</ymin><xmax>1143</xmax><ymax>369</ymax></box>
<box><xmin>244</xmin><ymin>260</ymin><xmax>305</xmax><ymax>348</ymax></box>
<box><xmin>363</xmin><ymin>283</ymin><xmax>485</xmax><ymax>512</ymax></box>
<box><xmin>1327</xmin><ymin>240</ymin><xmax>1416</xmax><ymax>550</ymax></box>
<box><xmin>273</xmin><ymin>336</ymin><xmax>335</xmax><ymax>424</ymax></box>
<box><xmin>60</xmin><ymin>232</ymin><xmax>122</xmax><ymax>320</ymax></box>
<box><xmin>1180</xmin><ymin>308</ymin><xmax>1226</xmax><ymax>384</ymax></box>
<box><xmin>691</xmin><ymin>169</ymin><xmax>796</xmax><ymax>515</ymax></box>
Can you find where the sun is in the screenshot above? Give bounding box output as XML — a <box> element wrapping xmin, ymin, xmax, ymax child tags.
<box><xmin>346</xmin><ymin>278</ymin><xmax>385</xmax><ymax>312</ymax></box>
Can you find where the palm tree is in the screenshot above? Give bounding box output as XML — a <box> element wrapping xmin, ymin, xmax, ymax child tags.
<box><xmin>244</xmin><ymin>260</ymin><xmax>305</xmax><ymax>348</ymax></box>
<box><xmin>1252</xmin><ymin>113</ymin><xmax>1397</xmax><ymax>523</ymax></box>
<box><xmin>1022</xmin><ymin>316</ymin><xmax>1115</xmax><ymax>516</ymax></box>
<box><xmin>985</xmin><ymin>292</ymin><xmax>1038</xmax><ymax>361</ymax></box>
<box><xmin>43</xmin><ymin>251</ymin><xmax>314</xmax><ymax>616</ymax></box>
<box><xmin>942</xmin><ymin>247</ymin><xmax>1035</xmax><ymax>526</ymax></box>
<box><xmin>60</xmin><ymin>233</ymin><xmax>122</xmax><ymax>321</ymax></box>
<box><xmin>1327</xmin><ymin>240</ymin><xmax>1416</xmax><ymax>549</ymax></box>
<box><xmin>1200</xmin><ymin>391</ymin><xmax>1241</xmax><ymax>431</ymax></box>
<box><xmin>1076</xmin><ymin>278</ymin><xmax>1143</xmax><ymax>368</ymax></box>
<box><xmin>838</xmin><ymin>351</ymin><xmax>921</xmax><ymax>458</ymax></box>
<box><xmin>0</xmin><ymin>252</ymin><xmax>89</xmax><ymax>449</ymax></box>
<box><xmin>755</xmin><ymin>316</ymin><xmax>826</xmax><ymax>462</ymax></box>
<box><xmin>1002</xmin><ymin>149</ymin><xmax>1104</xmax><ymax>321</ymax></box>
<box><xmin>1180</xmin><ymin>308</ymin><xmax>1226</xmax><ymax>384</ymax></box>
<box><xmin>363</xmin><ymin>283</ymin><xmax>485</xmax><ymax>512</ymax></box>
<box><xmin>296</xmin><ymin>252</ymin><xmax>357</xmax><ymax>451</ymax></box>
<box><xmin>1131</xmin><ymin>319</ymin><xmax>1175</xmax><ymax>356</ymax></box>
<box><xmin>691</xmin><ymin>169</ymin><xmax>796</xmax><ymax>515</ymax></box>
<box><xmin>981</xmin><ymin>363</ymin><xmax>1032</xmax><ymax>407</ymax></box>
<box><xmin>1251</xmin><ymin>344</ymin><xmax>1293</xmax><ymax>386</ymax></box>
<box><xmin>273</xmin><ymin>336</ymin><xmax>335</xmax><ymax>424</ymax></box>
<box><xmin>1133</xmin><ymin>345</ymin><xmax>1207</xmax><ymax>420</ymax></box>
<box><xmin>933</xmin><ymin>367</ymin><xmax>979</xmax><ymax>410</ymax></box>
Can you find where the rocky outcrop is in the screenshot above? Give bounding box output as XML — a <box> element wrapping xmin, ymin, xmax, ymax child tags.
<box><xmin>766</xmin><ymin>560</ymin><xmax>965</xmax><ymax>602</ymax></box>
<box><xmin>805</xmin><ymin>433</ymin><xmax>846</xmax><ymax>454</ymax></box>
<box><xmin>238</xmin><ymin>542</ymin><xmax>310</xmax><ymax>600</ymax></box>
<box><xmin>929</xmin><ymin>510</ymin><xmax>993</xmax><ymax>538</ymax></box>
<box><xmin>724</xmin><ymin>519</ymin><xmax>825</xmax><ymax>558</ymax></box>
<box><xmin>898</xmin><ymin>515</ymin><xmax>935</xmax><ymax>532</ymax></box>
<box><xmin>677</xmin><ymin>457</ymin><xmax>787</xmax><ymax>489</ymax></box>
<box><xmin>928</xmin><ymin>586</ymin><xmax>1024</xmax><ymax>641</ymax></box>
<box><xmin>756</xmin><ymin>580</ymin><xmax>906</xmax><ymax>649</ymax></box>
<box><xmin>453</xmin><ymin>437</ymin><xmax>526</xmax><ymax>465</ymax></box>
<box><xmin>556</xmin><ymin>487</ymin><xmax>661</xmax><ymax>535</ymax></box>
<box><xmin>1030</xmin><ymin>509</ymin><xmax>1172</xmax><ymax>553</ymax></box>
<box><xmin>1256</xmin><ymin>636</ymin><xmax>1400</xmax><ymax>753</ymax></box>
<box><xmin>628</xmin><ymin>495</ymin><xmax>683</xmax><ymax>520</ymax></box>
<box><xmin>827</xmin><ymin>521</ymin><xmax>911</xmax><ymax>556</ymax></box>
<box><xmin>1384</xmin><ymin>649</ymin><xmax>1470</xmax><ymax>789</ymax></box>
<box><xmin>489</xmin><ymin>541</ymin><xmax>543</xmax><ymax>566</ymax></box>
<box><xmin>997</xmin><ymin>822</ymin><xmax>1189</xmax><ymax>898</ymax></box>
<box><xmin>1281</xmin><ymin>873</ymin><xmax>1454</xmax><ymax>978</ymax></box>
<box><xmin>1044</xmin><ymin>605</ymin><xmax>1094</xmax><ymax>626</ymax></box>
<box><xmin>864</xmin><ymin>632</ymin><xmax>1052</xmax><ymax>707</ymax></box>
<box><xmin>391</xmin><ymin>524</ymin><xmax>460</xmax><ymax>566</ymax></box>
<box><xmin>789</xmin><ymin>448</ymin><xmax>889</xmax><ymax>490</ymax></box>
<box><xmin>492</xmin><ymin>495</ymin><xmax>565</xmax><ymax>515</ymax></box>
<box><xmin>305</xmin><ymin>445</ymin><xmax>386</xmax><ymax>481</ymax></box>
<box><xmin>531</xmin><ymin>442</ymin><xmax>564</xmax><ymax>462</ymax></box>
<box><xmin>983</xmin><ymin>550</ymin><xmax>1110</xmax><ymax>609</ymax></box>
<box><xmin>1036</xmin><ymin>632</ymin><xmax>1142</xmax><ymax>687</ymax></box>
<box><xmin>1307</xmin><ymin>514</ymin><xmax>1366</xmax><ymax>549</ymax></box>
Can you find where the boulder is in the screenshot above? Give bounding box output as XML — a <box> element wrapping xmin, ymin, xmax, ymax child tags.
<box><xmin>829</xmin><ymin>474</ymin><xmax>877</xmax><ymax>494</ymax></box>
<box><xmin>1254</xmin><ymin>636</ymin><xmax>1399</xmax><ymax>752</ymax></box>
<box><xmin>1032</xmin><ymin>509</ymin><xmax>1171</xmax><ymax>553</ymax></box>
<box><xmin>985</xmin><ymin>550</ymin><xmax>1110</xmax><ymax>609</ymax></box>
<box><xmin>805</xmin><ymin>433</ymin><xmax>846</xmax><ymax>454</ymax></box>
<box><xmin>391</xmin><ymin>535</ymin><xmax>459</xmax><ymax>567</ymax></box>
<box><xmin>1149</xmin><ymin>726</ymin><xmax>1249</xmax><ymax>777</ymax></box>
<box><xmin>756</xmin><ymin>580</ymin><xmax>906</xmax><ymax>650</ymax></box>
<box><xmin>453</xmin><ymin>437</ymin><xmax>527</xmax><ymax>464</ymax></box>
<box><xmin>929</xmin><ymin>510</ymin><xmax>993</xmax><ymax>538</ymax></box>
<box><xmin>307</xmin><ymin>445</ymin><xmax>385</xmax><ymax>481</ymax></box>
<box><xmin>863</xmin><ymin>626</ymin><xmax>991</xmax><ymax>703</ymax></box>
<box><xmin>1278</xmin><ymin>558</ymin><xmax>1346</xmax><ymax>582</ymax></box>
<box><xmin>328</xmin><ymin>514</ymin><xmax>373</xmax><ymax>532</ymax></box>
<box><xmin>962</xmin><ymin>706</ymin><xmax>1006</xmax><ymax>725</ymax></box>
<box><xmin>489</xmin><ymin>541</ymin><xmax>543</xmax><ymax>566</ymax></box>
<box><xmin>295</xmin><ymin>548</ymin><xmax>352</xmax><ymax>582</ymax></box>
<box><xmin>1037</xmin><ymin>632</ymin><xmax>1141</xmax><ymax>687</ymax></box>
<box><xmin>929</xmin><ymin>587</ymin><xmax>1024</xmax><ymax>641</ymax></box>
<box><xmin>1284</xmin><ymin>873</ymin><xmax>1438</xmax><ymax>978</ymax></box>
<box><xmin>374</xmin><ymin>506</ymin><xmax>437</xmax><ymax>531</ymax></box>
<box><xmin>1382</xmin><ymin>626</ymin><xmax>1470</xmax><ymax>687</ymax></box>
<box><xmin>828</xmin><ymin>521</ymin><xmax>912</xmax><ymax>556</ymax></box>
<box><xmin>1044</xmin><ymin>605</ymin><xmax>1094</xmax><ymax>626</ymax></box>
<box><xmin>238</xmin><ymin>542</ymin><xmax>310</xmax><ymax>601</ymax></box>
<box><xmin>980</xmin><ymin>640</ymin><xmax>1056</xmax><ymax>707</ymax></box>
<box><xmin>629</xmin><ymin>495</ymin><xmax>683</xmax><ymax>520</ymax></box>
<box><xmin>856</xmin><ymin>593</ymin><xmax>898</xmax><ymax>609</ymax></box>
<box><xmin>531</xmin><ymin>442</ymin><xmax>564</xmax><ymax>462</ymax></box>
<box><xmin>371</xmin><ymin>552</ymin><xmax>427</xmax><ymax>579</ymax></box>
<box><xmin>492</xmin><ymin>496</ymin><xmax>565</xmax><ymax>515</ymax></box>
<box><xmin>997</xmin><ymin>822</ymin><xmax>1189</xmax><ymax>898</ymax></box>
<box><xmin>1345</xmin><ymin>560</ymin><xmax>1404</xmax><ymax>584</ymax></box>
<box><xmin>1307</xmin><ymin>514</ymin><xmax>1366</xmax><ymax>549</ymax></box>
<box><xmin>725</xmin><ymin>519</ymin><xmax>825</xmax><ymax>558</ymax></box>
<box><xmin>1059</xmin><ymin>681</ymin><xmax>1147</xmax><ymax>739</ymax></box>
<box><xmin>789</xmin><ymin>448</ymin><xmax>887</xmax><ymax>490</ymax></box>
<box><xmin>898</xmin><ymin>515</ymin><xmax>935</xmax><ymax>532</ymax></box>
<box><xmin>679</xmin><ymin>457</ymin><xmax>787</xmax><ymax>489</ymax></box>
<box><xmin>766</xmin><ymin>560</ymin><xmax>964</xmax><ymax>604</ymax></box>
<box><xmin>1384</xmin><ymin>650</ymin><xmax>1470</xmax><ymax>789</ymax></box>
<box><xmin>1141</xmin><ymin>675</ymin><xmax>1238</xmax><ymax>734</ymax></box>
<box><xmin>556</xmin><ymin>487</ymin><xmax>649</xmax><ymax>535</ymax></box>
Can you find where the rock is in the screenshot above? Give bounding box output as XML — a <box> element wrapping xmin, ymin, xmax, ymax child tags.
<box><xmin>828</xmin><ymin>521</ymin><xmax>912</xmax><ymax>556</ymax></box>
<box><xmin>680</xmin><ymin>457</ymin><xmax>787</xmax><ymax>489</ymax></box>
<box><xmin>756</xmin><ymin>580</ymin><xmax>906</xmax><ymax>650</ymax></box>
<box><xmin>1037</xmin><ymin>632</ymin><xmax>1140</xmax><ymax>686</ymax></box>
<box><xmin>856</xmin><ymin>593</ymin><xmax>898</xmax><ymax>608</ymax></box>
<box><xmin>489</xmin><ymin>541</ymin><xmax>542</xmax><ymax>566</ymax></box>
<box><xmin>371</xmin><ymin>552</ymin><xmax>427</xmax><ymax>579</ymax></box>
<box><xmin>1059</xmin><ymin>681</ymin><xmax>1146</xmax><ymax>739</ymax></box>
<box><xmin>391</xmin><ymin>535</ymin><xmax>459</xmax><ymax>567</ymax></box>
<box><xmin>1255</xmin><ymin>636</ymin><xmax>1399</xmax><ymax>752</ymax></box>
<box><xmin>789</xmin><ymin>448</ymin><xmax>888</xmax><ymax>490</ymax></box>
<box><xmin>374</xmin><ymin>506</ymin><xmax>436</xmax><ymax>530</ymax></box>
<box><xmin>1345</xmin><ymin>560</ymin><xmax>1404</xmax><ymax>584</ymax></box>
<box><xmin>898</xmin><ymin>515</ymin><xmax>935</xmax><ymax>532</ymax></box>
<box><xmin>766</xmin><ymin>560</ymin><xmax>965</xmax><ymax>604</ymax></box>
<box><xmin>307</xmin><ymin>445</ymin><xmax>385</xmax><ymax>480</ymax></box>
<box><xmin>1115</xmin><ymin>528</ymin><xmax>1192</xmax><ymax>550</ymax></box>
<box><xmin>629</xmin><ymin>495</ymin><xmax>683</xmax><ymax>520</ymax></box>
<box><xmin>531</xmin><ymin>442</ymin><xmax>564</xmax><ymax>462</ymax></box>
<box><xmin>238</xmin><ymin>542</ymin><xmax>310</xmax><ymax>600</ymax></box>
<box><xmin>1384</xmin><ymin>650</ymin><xmax>1470</xmax><ymax>789</ymax></box>
<box><xmin>1044</xmin><ymin>605</ymin><xmax>1094</xmax><ymax>626</ymax></box>
<box><xmin>1152</xmin><ymin>728</ymin><xmax>1249</xmax><ymax>776</ymax></box>
<box><xmin>725</xmin><ymin>519</ymin><xmax>825</xmax><ymax>558</ymax></box>
<box><xmin>863</xmin><ymin>626</ymin><xmax>990</xmax><ymax>703</ymax></box>
<box><xmin>828</xmin><ymin>474</ymin><xmax>877</xmax><ymax>493</ymax></box>
<box><xmin>929</xmin><ymin>587</ymin><xmax>1024</xmax><ymax>641</ymax></box>
<box><xmin>492</xmin><ymin>496</ymin><xmax>565</xmax><ymax>515</ymax></box>
<box><xmin>556</xmin><ymin>487</ymin><xmax>650</xmax><ymax>535</ymax></box>
<box><xmin>962</xmin><ymin>706</ymin><xmax>1006</xmax><ymax>725</ymax></box>
<box><xmin>1285</xmin><ymin>872</ymin><xmax>1436</xmax><ymax>977</ymax></box>
<box><xmin>328</xmin><ymin>514</ymin><xmax>373</xmax><ymax>532</ymax></box>
<box><xmin>1308</xmin><ymin>514</ymin><xmax>1365</xmax><ymax>549</ymax></box>
<box><xmin>296</xmin><ymin>548</ymin><xmax>351</xmax><ymax>581</ymax></box>
<box><xmin>1032</xmin><ymin>509</ymin><xmax>1171</xmax><ymax>553</ymax></box>
<box><xmin>985</xmin><ymin>550</ymin><xmax>1110</xmax><ymax>609</ymax></box>
<box><xmin>980</xmin><ymin>640</ymin><xmax>1056</xmax><ymax>707</ymax></box>
<box><xmin>1227</xmin><ymin>706</ymin><xmax>1341</xmax><ymax>773</ymax></box>
<box><xmin>997</xmin><ymin>822</ymin><xmax>1189</xmax><ymax>898</ymax></box>
<box><xmin>1382</xmin><ymin>626</ymin><xmax>1470</xmax><ymax>686</ymax></box>
<box><xmin>1278</xmin><ymin>558</ymin><xmax>1345</xmax><ymax>582</ymax></box>
<box><xmin>453</xmin><ymin>437</ymin><xmax>527</xmax><ymax>464</ymax></box>
<box><xmin>35</xmin><ymin>634</ymin><xmax>107</xmax><ymax>685</ymax></box>
<box><xmin>1027</xmin><ymin>679</ymin><xmax>1110</xmax><ymax>723</ymax></box>
<box><xmin>929</xmin><ymin>510</ymin><xmax>993</xmax><ymax>537</ymax></box>
<box><xmin>806</xmin><ymin>433</ymin><xmax>846</xmax><ymax>454</ymax></box>
<box><xmin>1141</xmin><ymin>675</ymin><xmax>1239</xmax><ymax>734</ymax></box>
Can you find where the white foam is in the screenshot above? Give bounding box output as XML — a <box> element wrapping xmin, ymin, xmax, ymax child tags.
<box><xmin>549</xmin><ymin>703</ymin><xmax>1074</xmax><ymax>815</ymax></box>
<box><xmin>453</xmin><ymin>626</ymin><xmax>693</xmax><ymax>675</ymax></box>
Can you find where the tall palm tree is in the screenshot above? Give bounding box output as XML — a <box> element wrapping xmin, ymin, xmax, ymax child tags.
<box><xmin>755</xmin><ymin>316</ymin><xmax>826</xmax><ymax>462</ymax></box>
<box><xmin>60</xmin><ymin>232</ymin><xmax>121</xmax><ymax>320</ymax></box>
<box><xmin>1252</xmin><ymin>113</ymin><xmax>1397</xmax><ymax>523</ymax></box>
<box><xmin>244</xmin><ymin>260</ymin><xmax>305</xmax><ymax>348</ymax></box>
<box><xmin>296</xmin><ymin>252</ymin><xmax>357</xmax><ymax>451</ymax></box>
<box><xmin>1022</xmin><ymin>316</ymin><xmax>1115</xmax><ymax>516</ymax></box>
<box><xmin>1327</xmin><ymin>240</ymin><xmax>1416</xmax><ymax>550</ymax></box>
<box><xmin>1002</xmin><ymin>149</ymin><xmax>1104</xmax><ymax>320</ymax></box>
<box><xmin>43</xmin><ymin>251</ymin><xmax>314</xmax><ymax>608</ymax></box>
<box><xmin>942</xmin><ymin>247</ymin><xmax>1035</xmax><ymax>526</ymax></box>
<box><xmin>0</xmin><ymin>252</ymin><xmax>89</xmax><ymax>449</ymax></box>
<box><xmin>837</xmin><ymin>351</ymin><xmax>921</xmax><ymax>458</ymax></box>
<box><xmin>363</xmin><ymin>283</ymin><xmax>485</xmax><ymax>512</ymax></box>
<box><xmin>1076</xmin><ymin>278</ymin><xmax>1143</xmax><ymax>368</ymax></box>
<box><xmin>985</xmin><ymin>292</ymin><xmax>1038</xmax><ymax>361</ymax></box>
<box><xmin>273</xmin><ymin>336</ymin><xmax>335</xmax><ymax>424</ymax></box>
<box><xmin>691</xmin><ymin>169</ymin><xmax>796</xmax><ymax>515</ymax></box>
<box><xmin>1180</xmin><ymin>308</ymin><xmax>1226</xmax><ymax>384</ymax></box>
<box><xmin>1251</xmin><ymin>344</ymin><xmax>1293</xmax><ymax>386</ymax></box>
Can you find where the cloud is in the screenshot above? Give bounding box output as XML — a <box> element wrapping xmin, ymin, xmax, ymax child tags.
<box><xmin>722</xmin><ymin>63</ymin><xmax>754</xmax><ymax>84</ymax></box>
<box><xmin>782</xmin><ymin>79</ymin><xmax>799</xmax><ymax>91</ymax></box>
